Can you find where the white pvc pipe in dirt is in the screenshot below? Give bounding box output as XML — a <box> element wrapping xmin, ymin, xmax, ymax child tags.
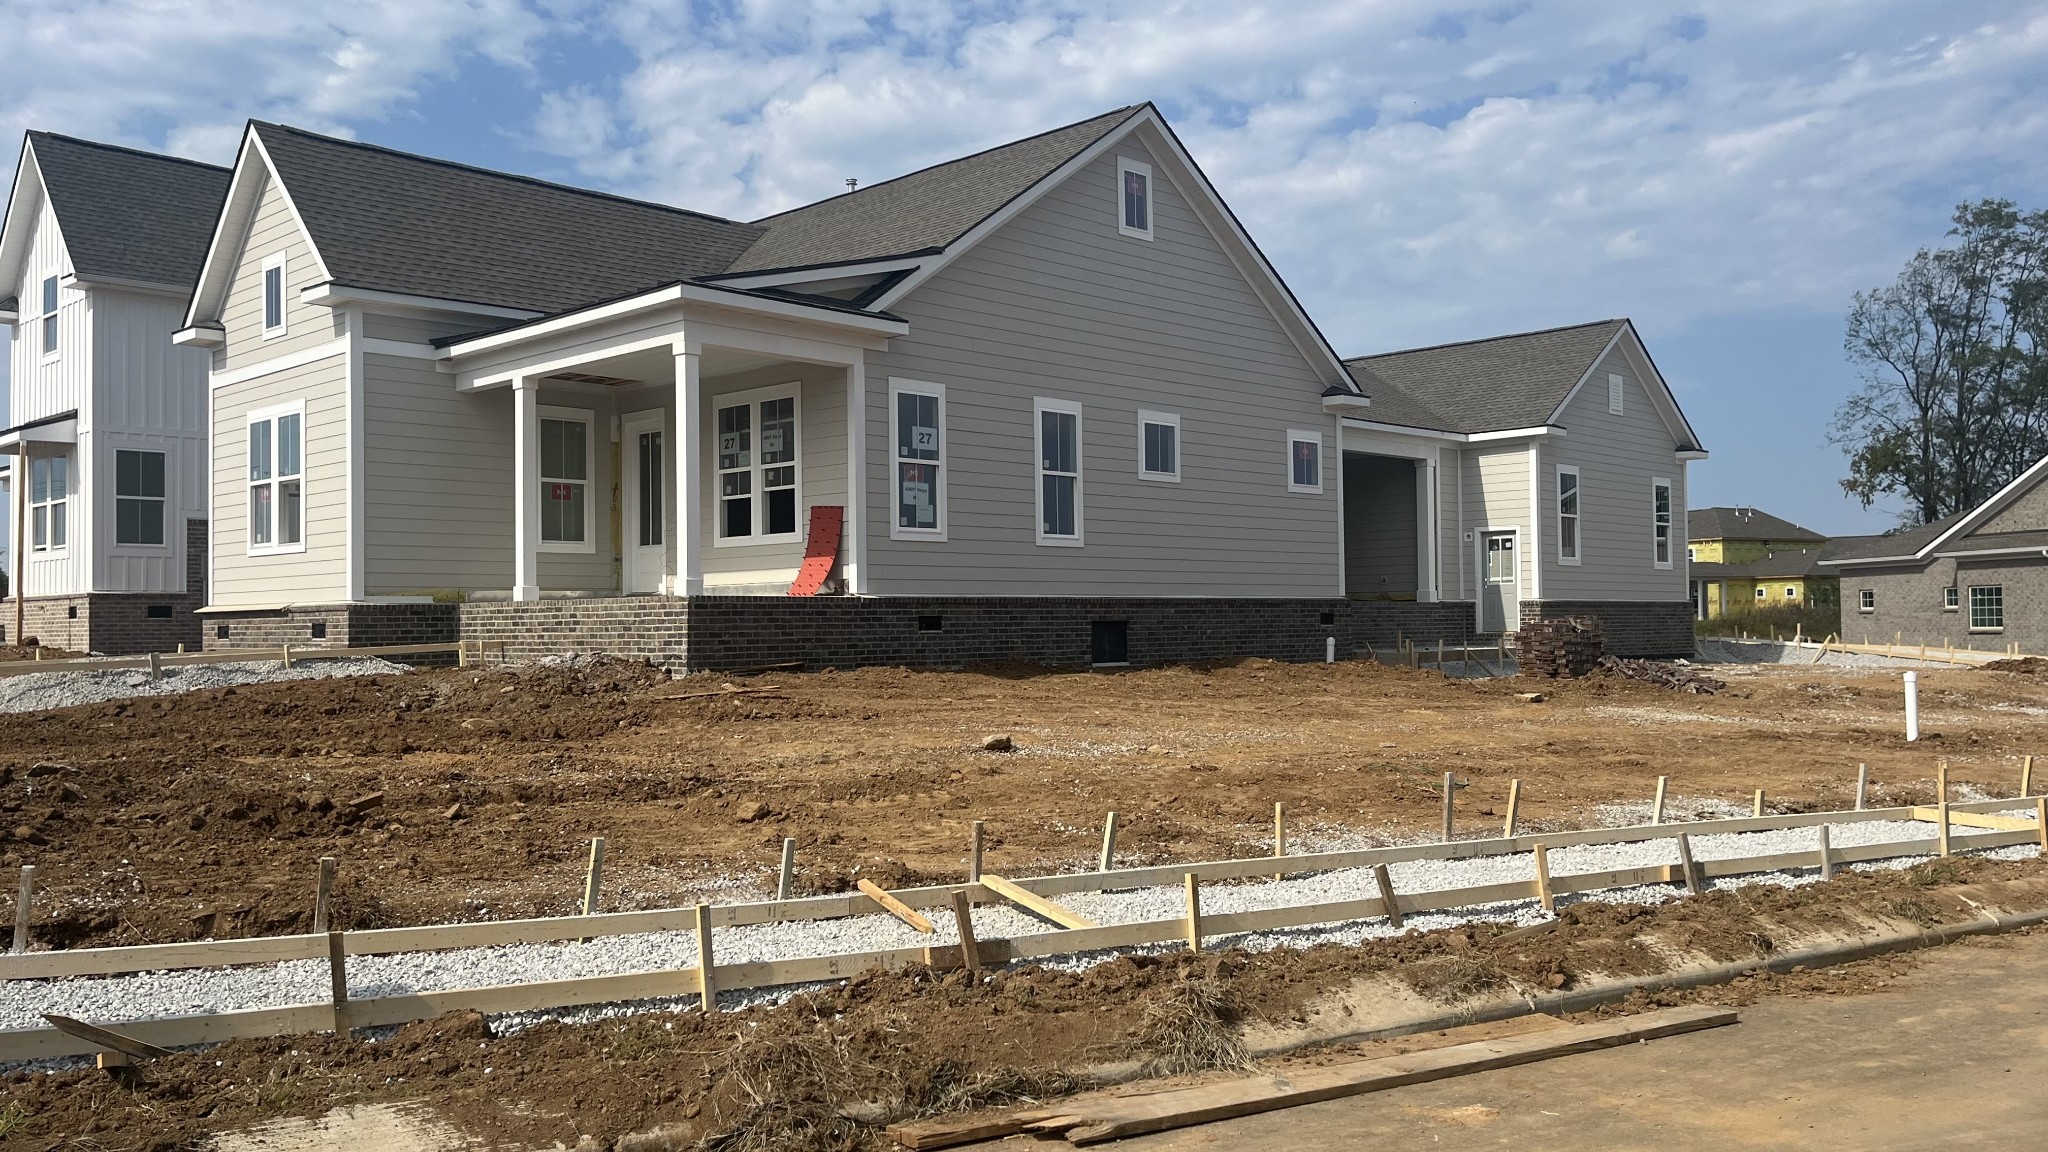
<box><xmin>1326</xmin><ymin>636</ymin><xmax>1336</xmax><ymax>664</ymax></box>
<box><xmin>1905</xmin><ymin>670</ymin><xmax>1920</xmax><ymax>741</ymax></box>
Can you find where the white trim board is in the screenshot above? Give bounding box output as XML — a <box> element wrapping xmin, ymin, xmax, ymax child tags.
<box><xmin>209</xmin><ymin>338</ymin><xmax>347</xmax><ymax>389</ymax></box>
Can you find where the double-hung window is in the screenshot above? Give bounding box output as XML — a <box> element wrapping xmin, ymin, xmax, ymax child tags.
<box><xmin>39</xmin><ymin>276</ymin><xmax>58</xmax><ymax>357</ymax></box>
<box><xmin>1651</xmin><ymin>478</ymin><xmax>1673</xmax><ymax>568</ymax></box>
<box><xmin>539</xmin><ymin>408</ymin><xmax>593</xmax><ymax>551</ymax></box>
<box><xmin>1859</xmin><ymin>589</ymin><xmax>1875</xmax><ymax>612</ymax></box>
<box><xmin>1943</xmin><ymin>586</ymin><xmax>1959</xmax><ymax>611</ymax></box>
<box><xmin>715</xmin><ymin>388</ymin><xmax>800</xmax><ymax>543</ymax></box>
<box><xmin>261</xmin><ymin>253</ymin><xmax>287</xmax><ymax>338</ymax></box>
<box><xmin>1287</xmin><ymin>431</ymin><xmax>1323</xmax><ymax>494</ymax></box>
<box><xmin>890</xmin><ymin>380</ymin><xmax>945</xmax><ymax>539</ymax></box>
<box><xmin>1116</xmin><ymin>157</ymin><xmax>1153</xmax><ymax>240</ymax></box>
<box><xmin>29</xmin><ymin>454</ymin><xmax>68</xmax><ymax>551</ymax></box>
<box><xmin>115</xmin><ymin>449</ymin><xmax>167</xmax><ymax>546</ymax></box>
<box><xmin>1969</xmin><ymin>585</ymin><xmax>2004</xmax><ymax>631</ymax></box>
<box><xmin>1138</xmin><ymin>410</ymin><xmax>1180</xmax><ymax>482</ymax></box>
<box><xmin>247</xmin><ymin>406</ymin><xmax>303</xmax><ymax>552</ymax></box>
<box><xmin>1036</xmin><ymin>397</ymin><xmax>1082</xmax><ymax>545</ymax></box>
<box><xmin>1556</xmin><ymin>464</ymin><xmax>1581</xmax><ymax>564</ymax></box>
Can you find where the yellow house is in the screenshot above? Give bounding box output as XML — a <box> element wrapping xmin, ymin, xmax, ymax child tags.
<box><xmin>1687</xmin><ymin>507</ymin><xmax>1835</xmax><ymax>619</ymax></box>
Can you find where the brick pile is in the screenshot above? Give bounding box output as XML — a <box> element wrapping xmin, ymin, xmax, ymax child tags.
<box><xmin>1518</xmin><ymin>615</ymin><xmax>1605</xmax><ymax>678</ymax></box>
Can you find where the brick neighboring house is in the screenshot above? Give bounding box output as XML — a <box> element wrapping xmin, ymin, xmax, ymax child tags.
<box><xmin>0</xmin><ymin>133</ymin><xmax>230</xmax><ymax>653</ymax></box>
<box><xmin>1821</xmin><ymin>454</ymin><xmax>2048</xmax><ymax>654</ymax></box>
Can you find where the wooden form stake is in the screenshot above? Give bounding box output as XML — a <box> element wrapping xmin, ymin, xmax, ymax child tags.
<box><xmin>694</xmin><ymin>903</ymin><xmax>717</xmax><ymax>1014</ymax></box>
<box><xmin>11</xmin><ymin>865</ymin><xmax>32</xmax><ymax>954</ymax></box>
<box><xmin>1817</xmin><ymin>825</ymin><xmax>1833</xmax><ymax>881</ymax></box>
<box><xmin>327</xmin><ymin>931</ymin><xmax>349</xmax><ymax>1036</ymax></box>
<box><xmin>1856</xmin><ymin>764</ymin><xmax>1869</xmax><ymax>811</ymax></box>
<box><xmin>1651</xmin><ymin>776</ymin><xmax>1668</xmax><ymax>825</ymax></box>
<box><xmin>1937</xmin><ymin>761</ymin><xmax>1949</xmax><ymax>805</ymax></box>
<box><xmin>1372</xmin><ymin>864</ymin><xmax>1403</xmax><ymax>929</ymax></box>
<box><xmin>951</xmin><ymin>891</ymin><xmax>980</xmax><ymax>976</ymax></box>
<box><xmin>581</xmin><ymin>838</ymin><xmax>605</xmax><ymax>917</ymax></box>
<box><xmin>1441</xmin><ymin>772</ymin><xmax>1455</xmax><ymax>842</ymax></box>
<box><xmin>1502</xmin><ymin>779</ymin><xmax>1521</xmax><ymax>839</ymax></box>
<box><xmin>1937</xmin><ymin>801</ymin><xmax>1952</xmax><ymax>857</ymax></box>
<box><xmin>968</xmin><ymin>821</ymin><xmax>985</xmax><ymax>884</ymax></box>
<box><xmin>2036</xmin><ymin>798</ymin><xmax>2047</xmax><ymax>854</ymax></box>
<box><xmin>1273</xmin><ymin>802</ymin><xmax>1287</xmax><ymax>880</ymax></box>
<box><xmin>146</xmin><ymin>651</ymin><xmax>161</xmax><ymax>681</ymax></box>
<box><xmin>1183</xmin><ymin>873</ymin><xmax>1203</xmax><ymax>953</ymax></box>
<box><xmin>2024</xmin><ymin>755</ymin><xmax>2035</xmax><ymax>799</ymax></box>
<box><xmin>1752</xmin><ymin>789</ymin><xmax>1765</xmax><ymax>818</ymax></box>
<box><xmin>1099</xmin><ymin>811</ymin><xmax>1120</xmax><ymax>874</ymax></box>
<box><xmin>1675</xmin><ymin>834</ymin><xmax>1702</xmax><ymax>895</ymax></box>
<box><xmin>1531</xmin><ymin>843</ymin><xmax>1554</xmax><ymax>913</ymax></box>
<box><xmin>776</xmin><ymin>838</ymin><xmax>797</xmax><ymax>902</ymax></box>
<box><xmin>312</xmin><ymin>857</ymin><xmax>336</xmax><ymax>934</ymax></box>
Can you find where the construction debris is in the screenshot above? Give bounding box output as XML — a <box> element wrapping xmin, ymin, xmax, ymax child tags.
<box><xmin>1596</xmin><ymin>656</ymin><xmax>1726</xmax><ymax>694</ymax></box>
<box><xmin>1517</xmin><ymin>616</ymin><xmax>1604</xmax><ymax>678</ymax></box>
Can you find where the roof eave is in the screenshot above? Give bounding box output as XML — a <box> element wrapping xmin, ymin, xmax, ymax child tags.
<box><xmin>300</xmin><ymin>281</ymin><xmax>542</xmax><ymax>321</ymax></box>
<box><xmin>444</xmin><ymin>279</ymin><xmax>910</xmax><ymax>361</ymax></box>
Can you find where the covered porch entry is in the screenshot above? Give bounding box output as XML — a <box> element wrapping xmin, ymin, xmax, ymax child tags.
<box><xmin>1339</xmin><ymin>427</ymin><xmax>1441</xmax><ymax>608</ymax></box>
<box><xmin>446</xmin><ymin>285</ymin><xmax>906</xmax><ymax>601</ymax></box>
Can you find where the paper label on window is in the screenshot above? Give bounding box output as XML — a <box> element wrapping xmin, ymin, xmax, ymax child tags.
<box><xmin>550</xmin><ymin>483</ymin><xmax>575</xmax><ymax>502</ymax></box>
<box><xmin>912</xmin><ymin>426</ymin><xmax>938</xmax><ymax>453</ymax></box>
<box><xmin>762</xmin><ymin>428</ymin><xmax>785</xmax><ymax>454</ymax></box>
<box><xmin>904</xmin><ymin>481</ymin><xmax>931</xmax><ymax>510</ymax></box>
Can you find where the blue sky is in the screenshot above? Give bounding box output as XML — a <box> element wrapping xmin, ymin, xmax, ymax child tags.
<box><xmin>5</xmin><ymin>0</ymin><xmax>2048</xmax><ymax>541</ymax></box>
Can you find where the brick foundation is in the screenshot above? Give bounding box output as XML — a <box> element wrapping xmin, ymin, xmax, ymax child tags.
<box><xmin>1520</xmin><ymin>599</ymin><xmax>1695</xmax><ymax>658</ymax></box>
<box><xmin>0</xmin><ymin>520</ymin><xmax>208</xmax><ymax>654</ymax></box>
<box><xmin>203</xmin><ymin>602</ymin><xmax>459</xmax><ymax>659</ymax></box>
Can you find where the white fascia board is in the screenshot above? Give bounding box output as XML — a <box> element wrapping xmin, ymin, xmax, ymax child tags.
<box><xmin>182</xmin><ymin>130</ymin><xmax>266</xmax><ymax>329</ymax></box>
<box><xmin>299</xmin><ymin>282</ymin><xmax>540</xmax><ymax>321</ymax></box>
<box><xmin>1320</xmin><ymin>393</ymin><xmax>1372</xmax><ymax>412</ymax></box>
<box><xmin>0</xmin><ymin>141</ymin><xmax>47</xmax><ymax>300</ymax></box>
<box><xmin>172</xmin><ymin>324</ymin><xmax>226</xmax><ymax>349</ymax></box>
<box><xmin>0</xmin><ymin>305</ymin><xmax>16</xmax><ymax>325</ymax></box>
<box><xmin>208</xmin><ymin>337</ymin><xmax>347</xmax><ymax>388</ymax></box>
<box><xmin>1467</xmin><ymin>425</ymin><xmax>1564</xmax><ymax>443</ymax></box>
<box><xmin>1914</xmin><ymin>453</ymin><xmax>2048</xmax><ymax>559</ymax></box>
<box><xmin>705</xmin><ymin>255</ymin><xmax>927</xmax><ymax>290</ymax></box>
<box><xmin>1337</xmin><ymin>417</ymin><xmax>1562</xmax><ymax>444</ymax></box>
<box><xmin>61</xmin><ymin>272</ymin><xmax>190</xmax><ymax>297</ymax></box>
<box><xmin>1677</xmin><ymin>449</ymin><xmax>1710</xmax><ymax>461</ymax></box>
<box><xmin>1931</xmin><ymin>545</ymin><xmax>2048</xmax><ymax>560</ymax></box>
<box><xmin>446</xmin><ymin>282</ymin><xmax>907</xmax><ymax>361</ymax></box>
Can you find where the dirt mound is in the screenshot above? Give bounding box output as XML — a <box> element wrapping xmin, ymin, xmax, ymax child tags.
<box><xmin>1981</xmin><ymin>657</ymin><xmax>2048</xmax><ymax>675</ymax></box>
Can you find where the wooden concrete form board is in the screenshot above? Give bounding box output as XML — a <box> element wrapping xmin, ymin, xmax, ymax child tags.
<box><xmin>0</xmin><ymin>641</ymin><xmax>478</xmax><ymax>679</ymax></box>
<box><xmin>7</xmin><ymin>799</ymin><xmax>2039</xmax><ymax>985</ymax></box>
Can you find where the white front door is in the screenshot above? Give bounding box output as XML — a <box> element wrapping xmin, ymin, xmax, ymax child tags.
<box><xmin>1480</xmin><ymin>531</ymin><xmax>1519</xmax><ymax>634</ymax></box>
<box><xmin>621</xmin><ymin>411</ymin><xmax>666</xmax><ymax>594</ymax></box>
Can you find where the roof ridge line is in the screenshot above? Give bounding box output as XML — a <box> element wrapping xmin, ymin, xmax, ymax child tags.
<box><xmin>747</xmin><ymin>104</ymin><xmax>1146</xmax><ymax>225</ymax></box>
<box><xmin>250</xmin><ymin>121</ymin><xmax>759</xmax><ymax>232</ymax></box>
<box><xmin>1346</xmin><ymin>317</ymin><xmax>1629</xmax><ymax>362</ymax></box>
<box><xmin>29</xmin><ymin>130</ymin><xmax>232</xmax><ymax>173</ymax></box>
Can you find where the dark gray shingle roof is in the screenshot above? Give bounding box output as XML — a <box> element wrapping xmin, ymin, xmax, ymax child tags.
<box><xmin>1821</xmin><ymin>514</ymin><xmax>1966</xmax><ymax>564</ymax></box>
<box><xmin>1344</xmin><ymin>319</ymin><xmax>1637</xmax><ymax>436</ymax></box>
<box><xmin>1686</xmin><ymin>507</ymin><xmax>1827</xmax><ymax>544</ymax></box>
<box><xmin>724</xmin><ymin>107</ymin><xmax>1146</xmax><ymax>275</ymax></box>
<box><xmin>28</xmin><ymin>133</ymin><xmax>229</xmax><ymax>290</ymax></box>
<box><xmin>253</xmin><ymin>123</ymin><xmax>767</xmax><ymax>314</ymax></box>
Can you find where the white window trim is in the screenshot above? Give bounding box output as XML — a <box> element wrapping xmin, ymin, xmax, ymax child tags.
<box><xmin>1556</xmin><ymin>463</ymin><xmax>1581</xmax><ymax>566</ymax></box>
<box><xmin>246</xmin><ymin>400</ymin><xmax>307</xmax><ymax>557</ymax></box>
<box><xmin>28</xmin><ymin>451</ymin><xmax>70</xmax><ymax>555</ymax></box>
<box><xmin>1858</xmin><ymin>589</ymin><xmax>1875</xmax><ymax>613</ymax></box>
<box><xmin>1035</xmin><ymin>396</ymin><xmax>1084</xmax><ymax>547</ymax></box>
<box><xmin>38</xmin><ymin>275</ymin><xmax>60</xmax><ymax>363</ymax></box>
<box><xmin>1784</xmin><ymin>586</ymin><xmax>1798</xmax><ymax>599</ymax></box>
<box><xmin>1968</xmin><ymin>585</ymin><xmax>2004</xmax><ymax>633</ymax></box>
<box><xmin>1942</xmin><ymin>586</ymin><xmax>1959</xmax><ymax>611</ymax></box>
<box><xmin>1287</xmin><ymin>430</ymin><xmax>1324</xmax><ymax>494</ymax></box>
<box><xmin>1754</xmin><ymin>587</ymin><xmax>1767</xmax><ymax>601</ymax></box>
<box><xmin>1115</xmin><ymin>156</ymin><xmax>1154</xmax><ymax>241</ymax></box>
<box><xmin>1137</xmin><ymin>409</ymin><xmax>1181</xmax><ymax>484</ymax></box>
<box><xmin>711</xmin><ymin>382</ymin><xmax>804</xmax><ymax>549</ymax></box>
<box><xmin>537</xmin><ymin>404</ymin><xmax>596</xmax><ymax>554</ymax></box>
<box><xmin>1607</xmin><ymin>373</ymin><xmax>1625</xmax><ymax>415</ymax></box>
<box><xmin>261</xmin><ymin>252</ymin><xmax>289</xmax><ymax>340</ymax></box>
<box><xmin>112</xmin><ymin>446</ymin><xmax>171</xmax><ymax>551</ymax></box>
<box><xmin>888</xmin><ymin>378</ymin><xmax>947</xmax><ymax>542</ymax></box>
<box><xmin>1651</xmin><ymin>476</ymin><xmax>1673</xmax><ymax>569</ymax></box>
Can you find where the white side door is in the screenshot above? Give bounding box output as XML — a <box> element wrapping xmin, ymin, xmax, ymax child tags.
<box><xmin>620</xmin><ymin>411</ymin><xmax>666</xmax><ymax>594</ymax></box>
<box><xmin>1480</xmin><ymin>531</ymin><xmax>1519</xmax><ymax>634</ymax></box>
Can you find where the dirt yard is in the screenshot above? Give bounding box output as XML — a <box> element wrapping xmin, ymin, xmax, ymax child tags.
<box><xmin>2</xmin><ymin>654</ymin><xmax>2044</xmax><ymax>949</ymax></box>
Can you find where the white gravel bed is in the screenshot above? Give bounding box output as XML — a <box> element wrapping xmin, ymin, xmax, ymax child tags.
<box><xmin>3</xmin><ymin>816</ymin><xmax>2037</xmax><ymax>1041</ymax></box>
<box><xmin>0</xmin><ymin>656</ymin><xmax>412</xmax><ymax>713</ymax></box>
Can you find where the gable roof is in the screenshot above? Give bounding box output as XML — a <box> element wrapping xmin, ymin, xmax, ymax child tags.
<box><xmin>0</xmin><ymin>133</ymin><xmax>229</xmax><ymax>296</ymax></box>
<box><xmin>1823</xmin><ymin>452</ymin><xmax>2048</xmax><ymax>567</ymax></box>
<box><xmin>248</xmin><ymin>123</ymin><xmax>766</xmax><ymax>315</ymax></box>
<box><xmin>1345</xmin><ymin>319</ymin><xmax>1629</xmax><ymax>434</ymax></box>
<box><xmin>1687</xmin><ymin>507</ymin><xmax>1827</xmax><ymax>544</ymax></box>
<box><xmin>721</xmin><ymin>107</ymin><xmax>1146</xmax><ymax>276</ymax></box>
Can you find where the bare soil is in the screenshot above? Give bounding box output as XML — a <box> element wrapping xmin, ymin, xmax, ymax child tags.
<box><xmin>3</xmin><ymin>858</ymin><xmax>2039</xmax><ymax>1151</ymax></box>
<box><xmin>3</xmin><ymin>656</ymin><xmax>2045</xmax><ymax>948</ymax></box>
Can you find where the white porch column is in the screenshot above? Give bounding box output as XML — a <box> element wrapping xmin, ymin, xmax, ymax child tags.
<box><xmin>512</xmin><ymin>376</ymin><xmax>541</xmax><ymax>602</ymax></box>
<box><xmin>673</xmin><ymin>347</ymin><xmax>702</xmax><ymax>596</ymax></box>
<box><xmin>844</xmin><ymin>359</ymin><xmax>866</xmax><ymax>594</ymax></box>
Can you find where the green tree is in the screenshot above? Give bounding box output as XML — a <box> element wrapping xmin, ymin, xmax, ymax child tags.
<box><xmin>1834</xmin><ymin>200</ymin><xmax>2048</xmax><ymax>524</ymax></box>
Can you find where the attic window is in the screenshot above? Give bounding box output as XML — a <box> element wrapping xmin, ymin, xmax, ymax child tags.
<box><xmin>1607</xmin><ymin>374</ymin><xmax>1624</xmax><ymax>415</ymax></box>
<box><xmin>262</xmin><ymin>253</ymin><xmax>287</xmax><ymax>338</ymax></box>
<box><xmin>1116</xmin><ymin>157</ymin><xmax>1153</xmax><ymax>241</ymax></box>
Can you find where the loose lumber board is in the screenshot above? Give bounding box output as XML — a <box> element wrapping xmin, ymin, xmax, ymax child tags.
<box><xmin>1012</xmin><ymin>1005</ymin><xmax>1738</xmax><ymax>1145</ymax></box>
<box><xmin>1910</xmin><ymin>807</ymin><xmax>2039</xmax><ymax>832</ymax></box>
<box><xmin>978</xmin><ymin>874</ymin><xmax>1097</xmax><ymax>930</ymax></box>
<box><xmin>43</xmin><ymin>1014</ymin><xmax>174</xmax><ymax>1060</ymax></box>
<box><xmin>858</xmin><ymin>879</ymin><xmax>936</xmax><ymax>933</ymax></box>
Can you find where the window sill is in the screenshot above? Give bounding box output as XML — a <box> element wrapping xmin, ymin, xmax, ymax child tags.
<box><xmin>890</xmin><ymin>527</ymin><xmax>947</xmax><ymax>542</ymax></box>
<box><xmin>247</xmin><ymin>544</ymin><xmax>307</xmax><ymax>557</ymax></box>
<box><xmin>1558</xmin><ymin>557</ymin><xmax>1582</xmax><ymax>567</ymax></box>
<box><xmin>1036</xmin><ymin>536</ymin><xmax>1084</xmax><ymax>548</ymax></box>
<box><xmin>260</xmin><ymin>327</ymin><xmax>288</xmax><ymax>341</ymax></box>
<box><xmin>1138</xmin><ymin>471</ymin><xmax>1180</xmax><ymax>484</ymax></box>
<box><xmin>1117</xmin><ymin>225</ymin><xmax>1154</xmax><ymax>242</ymax></box>
<box><xmin>539</xmin><ymin>541</ymin><xmax>596</xmax><ymax>555</ymax></box>
<box><xmin>1287</xmin><ymin>486</ymin><xmax>1323</xmax><ymax>496</ymax></box>
<box><xmin>1968</xmin><ymin>627</ymin><xmax>2005</xmax><ymax>634</ymax></box>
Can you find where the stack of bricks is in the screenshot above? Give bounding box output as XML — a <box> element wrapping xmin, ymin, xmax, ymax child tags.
<box><xmin>1518</xmin><ymin>616</ymin><xmax>1605</xmax><ymax>678</ymax></box>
